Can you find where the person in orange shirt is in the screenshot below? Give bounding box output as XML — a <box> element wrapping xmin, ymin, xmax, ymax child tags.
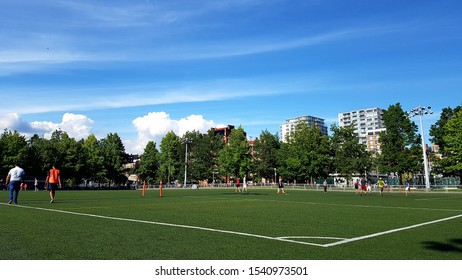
<box><xmin>46</xmin><ymin>165</ymin><xmax>61</xmax><ymax>203</ymax></box>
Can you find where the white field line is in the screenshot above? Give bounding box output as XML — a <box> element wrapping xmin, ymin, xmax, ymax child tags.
<box><xmin>240</xmin><ymin>197</ymin><xmax>462</xmax><ymax>213</ymax></box>
<box><xmin>2</xmin><ymin>203</ymin><xmax>461</xmax><ymax>248</ymax></box>
<box><xmin>0</xmin><ymin>203</ymin><xmax>326</xmax><ymax>247</ymax></box>
<box><xmin>323</xmin><ymin>214</ymin><xmax>462</xmax><ymax>248</ymax></box>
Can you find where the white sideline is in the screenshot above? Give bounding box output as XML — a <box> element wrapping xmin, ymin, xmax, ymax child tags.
<box><xmin>2</xmin><ymin>203</ymin><xmax>461</xmax><ymax>248</ymax></box>
<box><xmin>0</xmin><ymin>203</ymin><xmax>326</xmax><ymax>247</ymax></box>
<box><xmin>323</xmin><ymin>214</ymin><xmax>462</xmax><ymax>247</ymax></box>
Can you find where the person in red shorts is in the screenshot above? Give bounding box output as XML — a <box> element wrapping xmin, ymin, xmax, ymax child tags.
<box><xmin>360</xmin><ymin>177</ymin><xmax>367</xmax><ymax>196</ymax></box>
<box><xmin>46</xmin><ymin>165</ymin><xmax>62</xmax><ymax>203</ymax></box>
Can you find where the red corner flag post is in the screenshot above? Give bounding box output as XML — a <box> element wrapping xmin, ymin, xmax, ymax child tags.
<box><xmin>160</xmin><ymin>180</ymin><xmax>163</xmax><ymax>197</ymax></box>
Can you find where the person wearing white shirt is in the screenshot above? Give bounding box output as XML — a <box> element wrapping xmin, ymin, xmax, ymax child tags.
<box><xmin>5</xmin><ymin>163</ymin><xmax>25</xmax><ymax>204</ymax></box>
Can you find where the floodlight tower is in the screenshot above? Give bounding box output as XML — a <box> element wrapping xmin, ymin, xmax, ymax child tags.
<box><xmin>408</xmin><ymin>106</ymin><xmax>433</xmax><ymax>190</ymax></box>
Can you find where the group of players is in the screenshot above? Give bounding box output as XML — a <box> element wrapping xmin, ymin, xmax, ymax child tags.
<box><xmin>354</xmin><ymin>178</ymin><xmax>413</xmax><ymax>196</ymax></box>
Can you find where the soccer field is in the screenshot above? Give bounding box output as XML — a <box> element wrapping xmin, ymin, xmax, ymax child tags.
<box><xmin>1</xmin><ymin>188</ymin><xmax>461</xmax><ymax>260</ymax></box>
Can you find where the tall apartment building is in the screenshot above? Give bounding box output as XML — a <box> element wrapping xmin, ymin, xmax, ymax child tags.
<box><xmin>338</xmin><ymin>108</ymin><xmax>385</xmax><ymax>153</ymax></box>
<box><xmin>280</xmin><ymin>115</ymin><xmax>328</xmax><ymax>142</ymax></box>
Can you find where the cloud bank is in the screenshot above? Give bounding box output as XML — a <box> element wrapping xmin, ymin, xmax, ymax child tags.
<box><xmin>1</xmin><ymin>111</ymin><xmax>222</xmax><ymax>154</ymax></box>
<box><xmin>130</xmin><ymin>112</ymin><xmax>221</xmax><ymax>153</ymax></box>
<box><xmin>0</xmin><ymin>112</ymin><xmax>94</xmax><ymax>140</ymax></box>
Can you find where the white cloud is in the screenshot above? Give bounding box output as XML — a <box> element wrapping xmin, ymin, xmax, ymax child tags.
<box><xmin>0</xmin><ymin>113</ymin><xmax>33</xmax><ymax>132</ymax></box>
<box><xmin>0</xmin><ymin>112</ymin><xmax>94</xmax><ymax>140</ymax></box>
<box><xmin>30</xmin><ymin>113</ymin><xmax>94</xmax><ymax>139</ymax></box>
<box><xmin>130</xmin><ymin>111</ymin><xmax>222</xmax><ymax>154</ymax></box>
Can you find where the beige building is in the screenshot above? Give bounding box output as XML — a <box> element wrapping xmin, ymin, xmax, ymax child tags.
<box><xmin>338</xmin><ymin>107</ymin><xmax>386</xmax><ymax>153</ymax></box>
<box><xmin>280</xmin><ymin>115</ymin><xmax>328</xmax><ymax>143</ymax></box>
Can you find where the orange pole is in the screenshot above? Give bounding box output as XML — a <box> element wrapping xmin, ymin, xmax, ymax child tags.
<box><xmin>160</xmin><ymin>180</ymin><xmax>163</xmax><ymax>198</ymax></box>
<box><xmin>142</xmin><ymin>180</ymin><xmax>146</xmax><ymax>197</ymax></box>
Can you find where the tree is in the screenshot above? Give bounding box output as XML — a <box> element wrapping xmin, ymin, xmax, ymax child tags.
<box><xmin>253</xmin><ymin>130</ymin><xmax>280</xmax><ymax>183</ymax></box>
<box><xmin>100</xmin><ymin>133</ymin><xmax>127</xmax><ymax>187</ymax></box>
<box><xmin>278</xmin><ymin>121</ymin><xmax>331</xmax><ymax>184</ymax></box>
<box><xmin>180</xmin><ymin>130</ymin><xmax>220</xmax><ymax>183</ymax></box>
<box><xmin>218</xmin><ymin>126</ymin><xmax>252</xmax><ymax>182</ymax></box>
<box><xmin>81</xmin><ymin>134</ymin><xmax>105</xmax><ymax>187</ymax></box>
<box><xmin>430</xmin><ymin>105</ymin><xmax>462</xmax><ymax>176</ymax></box>
<box><xmin>378</xmin><ymin>103</ymin><xmax>421</xmax><ymax>184</ymax></box>
<box><xmin>159</xmin><ymin>131</ymin><xmax>181</xmax><ymax>186</ymax></box>
<box><xmin>0</xmin><ymin>130</ymin><xmax>28</xmax><ymax>176</ymax></box>
<box><xmin>331</xmin><ymin>124</ymin><xmax>371</xmax><ymax>185</ymax></box>
<box><xmin>57</xmin><ymin>132</ymin><xmax>84</xmax><ymax>187</ymax></box>
<box><xmin>138</xmin><ymin>141</ymin><xmax>160</xmax><ymax>185</ymax></box>
<box><xmin>439</xmin><ymin>110</ymin><xmax>462</xmax><ymax>179</ymax></box>
<box><xmin>430</xmin><ymin>105</ymin><xmax>462</xmax><ymax>150</ymax></box>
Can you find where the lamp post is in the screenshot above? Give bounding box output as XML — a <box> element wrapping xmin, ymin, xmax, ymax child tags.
<box><xmin>274</xmin><ymin>168</ymin><xmax>277</xmax><ymax>185</ymax></box>
<box><xmin>182</xmin><ymin>138</ymin><xmax>192</xmax><ymax>188</ymax></box>
<box><xmin>408</xmin><ymin>106</ymin><xmax>433</xmax><ymax>190</ymax></box>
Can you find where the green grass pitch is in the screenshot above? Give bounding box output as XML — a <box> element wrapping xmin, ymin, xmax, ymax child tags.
<box><xmin>1</xmin><ymin>188</ymin><xmax>462</xmax><ymax>260</ymax></box>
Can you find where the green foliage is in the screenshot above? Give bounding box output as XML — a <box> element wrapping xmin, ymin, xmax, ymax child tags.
<box><xmin>278</xmin><ymin>121</ymin><xmax>331</xmax><ymax>183</ymax></box>
<box><xmin>430</xmin><ymin>105</ymin><xmax>462</xmax><ymax>178</ymax></box>
<box><xmin>430</xmin><ymin>105</ymin><xmax>462</xmax><ymax>150</ymax></box>
<box><xmin>440</xmin><ymin>109</ymin><xmax>462</xmax><ymax>177</ymax></box>
<box><xmin>138</xmin><ymin>141</ymin><xmax>160</xmax><ymax>184</ymax></box>
<box><xmin>0</xmin><ymin>129</ymin><xmax>28</xmax><ymax>176</ymax></box>
<box><xmin>253</xmin><ymin>130</ymin><xmax>280</xmax><ymax>182</ymax></box>
<box><xmin>218</xmin><ymin>126</ymin><xmax>252</xmax><ymax>180</ymax></box>
<box><xmin>81</xmin><ymin>134</ymin><xmax>106</xmax><ymax>185</ymax></box>
<box><xmin>99</xmin><ymin>133</ymin><xmax>127</xmax><ymax>186</ymax></box>
<box><xmin>331</xmin><ymin>124</ymin><xmax>371</xmax><ymax>183</ymax></box>
<box><xmin>159</xmin><ymin>131</ymin><xmax>181</xmax><ymax>185</ymax></box>
<box><xmin>378</xmin><ymin>103</ymin><xmax>421</xmax><ymax>184</ymax></box>
<box><xmin>3</xmin><ymin>103</ymin><xmax>461</xmax><ymax>188</ymax></box>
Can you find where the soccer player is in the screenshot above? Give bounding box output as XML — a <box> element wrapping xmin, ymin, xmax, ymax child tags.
<box><xmin>377</xmin><ymin>178</ymin><xmax>385</xmax><ymax>196</ymax></box>
<box><xmin>242</xmin><ymin>175</ymin><xmax>248</xmax><ymax>193</ymax></box>
<box><xmin>235</xmin><ymin>178</ymin><xmax>241</xmax><ymax>193</ymax></box>
<box><xmin>360</xmin><ymin>177</ymin><xmax>367</xmax><ymax>196</ymax></box>
<box><xmin>46</xmin><ymin>165</ymin><xmax>62</xmax><ymax>203</ymax></box>
<box><xmin>405</xmin><ymin>181</ymin><xmax>413</xmax><ymax>196</ymax></box>
<box><xmin>277</xmin><ymin>176</ymin><xmax>286</xmax><ymax>194</ymax></box>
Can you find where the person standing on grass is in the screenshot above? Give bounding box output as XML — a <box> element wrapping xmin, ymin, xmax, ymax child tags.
<box><xmin>354</xmin><ymin>179</ymin><xmax>359</xmax><ymax>195</ymax></box>
<box><xmin>405</xmin><ymin>181</ymin><xmax>413</xmax><ymax>196</ymax></box>
<box><xmin>235</xmin><ymin>177</ymin><xmax>241</xmax><ymax>193</ymax></box>
<box><xmin>34</xmin><ymin>178</ymin><xmax>39</xmax><ymax>192</ymax></box>
<box><xmin>46</xmin><ymin>165</ymin><xmax>61</xmax><ymax>203</ymax></box>
<box><xmin>377</xmin><ymin>178</ymin><xmax>385</xmax><ymax>196</ymax></box>
<box><xmin>243</xmin><ymin>175</ymin><xmax>248</xmax><ymax>193</ymax></box>
<box><xmin>277</xmin><ymin>176</ymin><xmax>286</xmax><ymax>194</ymax></box>
<box><xmin>323</xmin><ymin>179</ymin><xmax>328</xmax><ymax>193</ymax></box>
<box><xmin>5</xmin><ymin>162</ymin><xmax>25</xmax><ymax>205</ymax></box>
<box><xmin>360</xmin><ymin>177</ymin><xmax>367</xmax><ymax>196</ymax></box>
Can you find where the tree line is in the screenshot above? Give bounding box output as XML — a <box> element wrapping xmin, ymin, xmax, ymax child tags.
<box><xmin>1</xmin><ymin>103</ymin><xmax>461</xmax><ymax>188</ymax></box>
<box><xmin>0</xmin><ymin>130</ymin><xmax>126</xmax><ymax>187</ymax></box>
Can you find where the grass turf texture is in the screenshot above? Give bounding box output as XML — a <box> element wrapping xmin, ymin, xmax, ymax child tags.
<box><xmin>1</xmin><ymin>188</ymin><xmax>462</xmax><ymax>260</ymax></box>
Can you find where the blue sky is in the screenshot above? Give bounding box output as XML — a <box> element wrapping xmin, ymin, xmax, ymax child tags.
<box><xmin>1</xmin><ymin>0</ymin><xmax>461</xmax><ymax>153</ymax></box>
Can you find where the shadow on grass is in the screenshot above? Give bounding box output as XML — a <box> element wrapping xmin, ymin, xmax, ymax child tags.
<box><xmin>422</xmin><ymin>238</ymin><xmax>462</xmax><ymax>253</ymax></box>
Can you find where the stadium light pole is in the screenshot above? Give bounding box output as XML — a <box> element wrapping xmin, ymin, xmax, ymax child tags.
<box><xmin>182</xmin><ymin>138</ymin><xmax>192</xmax><ymax>188</ymax></box>
<box><xmin>408</xmin><ymin>106</ymin><xmax>433</xmax><ymax>190</ymax></box>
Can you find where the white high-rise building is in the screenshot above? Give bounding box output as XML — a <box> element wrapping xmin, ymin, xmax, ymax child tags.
<box><xmin>280</xmin><ymin>115</ymin><xmax>328</xmax><ymax>143</ymax></box>
<box><xmin>338</xmin><ymin>108</ymin><xmax>386</xmax><ymax>153</ymax></box>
